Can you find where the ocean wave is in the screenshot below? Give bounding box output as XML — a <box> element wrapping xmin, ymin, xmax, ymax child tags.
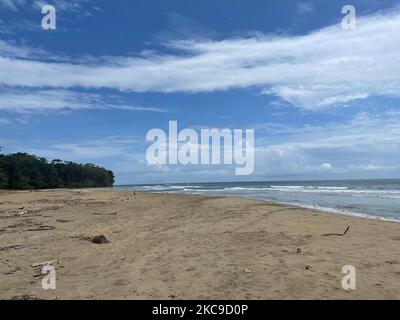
<box><xmin>222</xmin><ymin>187</ymin><xmax>272</xmax><ymax>191</ymax></box>
<box><xmin>282</xmin><ymin>202</ymin><xmax>400</xmax><ymax>222</ymax></box>
<box><xmin>264</xmin><ymin>186</ymin><xmax>400</xmax><ymax>195</ymax></box>
<box><xmin>131</xmin><ymin>185</ymin><xmax>400</xmax><ymax>197</ymax></box>
<box><xmin>270</xmin><ymin>185</ymin><xmax>348</xmax><ymax>190</ymax></box>
<box><xmin>114</xmin><ymin>183</ymin><xmax>400</xmax><ymax>222</ymax></box>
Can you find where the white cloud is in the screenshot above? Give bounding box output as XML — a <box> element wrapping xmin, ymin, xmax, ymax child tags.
<box><xmin>0</xmin><ymin>88</ymin><xmax>169</xmax><ymax>113</ymax></box>
<box><xmin>33</xmin><ymin>0</ymin><xmax>86</xmax><ymax>12</ymax></box>
<box><xmin>1</xmin><ymin>9</ymin><xmax>399</xmax><ymax>109</ymax></box>
<box><xmin>93</xmin><ymin>6</ymin><xmax>102</xmax><ymax>13</ymax></box>
<box><xmin>348</xmin><ymin>164</ymin><xmax>396</xmax><ymax>171</ymax></box>
<box><xmin>154</xmin><ymin>12</ymin><xmax>216</xmax><ymax>42</ymax></box>
<box><xmin>297</xmin><ymin>2</ymin><xmax>314</xmax><ymax>14</ymax></box>
<box><xmin>25</xmin><ymin>135</ymin><xmax>142</xmax><ymax>160</ymax></box>
<box><xmin>253</xmin><ymin>112</ymin><xmax>400</xmax><ymax>177</ymax></box>
<box><xmin>0</xmin><ymin>0</ymin><xmax>25</xmax><ymax>11</ymax></box>
<box><xmin>0</xmin><ymin>40</ymin><xmax>46</xmax><ymax>59</ymax></box>
<box><xmin>320</xmin><ymin>163</ymin><xmax>332</xmax><ymax>171</ymax></box>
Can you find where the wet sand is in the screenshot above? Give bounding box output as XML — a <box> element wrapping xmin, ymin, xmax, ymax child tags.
<box><xmin>0</xmin><ymin>188</ymin><xmax>399</xmax><ymax>299</ymax></box>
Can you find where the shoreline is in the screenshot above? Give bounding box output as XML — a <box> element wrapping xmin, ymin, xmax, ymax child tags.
<box><xmin>114</xmin><ymin>178</ymin><xmax>400</xmax><ymax>223</ymax></box>
<box><xmin>117</xmin><ymin>189</ymin><xmax>400</xmax><ymax>223</ymax></box>
<box><xmin>236</xmin><ymin>196</ymin><xmax>400</xmax><ymax>223</ymax></box>
<box><xmin>1</xmin><ymin>188</ymin><xmax>400</xmax><ymax>299</ymax></box>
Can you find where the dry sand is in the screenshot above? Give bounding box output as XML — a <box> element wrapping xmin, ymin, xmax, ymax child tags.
<box><xmin>0</xmin><ymin>188</ymin><xmax>399</xmax><ymax>299</ymax></box>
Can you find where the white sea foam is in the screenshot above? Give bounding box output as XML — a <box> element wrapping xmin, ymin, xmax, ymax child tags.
<box><xmin>277</xmin><ymin>202</ymin><xmax>400</xmax><ymax>223</ymax></box>
<box><xmin>115</xmin><ymin>181</ymin><xmax>400</xmax><ymax>222</ymax></box>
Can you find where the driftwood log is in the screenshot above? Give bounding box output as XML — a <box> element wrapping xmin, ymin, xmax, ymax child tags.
<box><xmin>27</xmin><ymin>225</ymin><xmax>55</xmax><ymax>231</ymax></box>
<box><xmin>322</xmin><ymin>225</ymin><xmax>350</xmax><ymax>236</ymax></box>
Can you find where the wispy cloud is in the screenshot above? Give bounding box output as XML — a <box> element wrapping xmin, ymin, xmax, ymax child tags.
<box><xmin>252</xmin><ymin>112</ymin><xmax>400</xmax><ymax>178</ymax></box>
<box><xmin>0</xmin><ymin>0</ymin><xmax>84</xmax><ymax>12</ymax></box>
<box><xmin>0</xmin><ymin>0</ymin><xmax>25</xmax><ymax>11</ymax></box>
<box><xmin>0</xmin><ymin>39</ymin><xmax>48</xmax><ymax>59</ymax></box>
<box><xmin>297</xmin><ymin>2</ymin><xmax>314</xmax><ymax>14</ymax></box>
<box><xmin>1</xmin><ymin>8</ymin><xmax>399</xmax><ymax>109</ymax></box>
<box><xmin>26</xmin><ymin>136</ymin><xmax>141</xmax><ymax>160</ymax></box>
<box><xmin>32</xmin><ymin>0</ymin><xmax>93</xmax><ymax>13</ymax></box>
<box><xmin>153</xmin><ymin>12</ymin><xmax>216</xmax><ymax>42</ymax></box>
<box><xmin>34</xmin><ymin>0</ymin><xmax>104</xmax><ymax>20</ymax></box>
<box><xmin>0</xmin><ymin>88</ymin><xmax>169</xmax><ymax>113</ymax></box>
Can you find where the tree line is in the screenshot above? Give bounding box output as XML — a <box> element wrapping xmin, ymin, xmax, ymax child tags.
<box><xmin>0</xmin><ymin>150</ymin><xmax>114</xmax><ymax>190</ymax></box>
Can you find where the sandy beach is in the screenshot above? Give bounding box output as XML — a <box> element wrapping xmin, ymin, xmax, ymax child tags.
<box><xmin>0</xmin><ymin>188</ymin><xmax>399</xmax><ymax>300</ymax></box>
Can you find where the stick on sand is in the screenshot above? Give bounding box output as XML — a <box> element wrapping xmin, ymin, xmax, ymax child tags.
<box><xmin>321</xmin><ymin>225</ymin><xmax>350</xmax><ymax>236</ymax></box>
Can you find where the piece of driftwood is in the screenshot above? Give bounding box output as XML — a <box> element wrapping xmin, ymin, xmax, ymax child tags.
<box><xmin>0</xmin><ymin>244</ymin><xmax>24</xmax><ymax>252</ymax></box>
<box><xmin>27</xmin><ymin>225</ymin><xmax>55</xmax><ymax>231</ymax></box>
<box><xmin>322</xmin><ymin>225</ymin><xmax>350</xmax><ymax>236</ymax></box>
<box><xmin>31</xmin><ymin>260</ymin><xmax>58</xmax><ymax>278</ymax></box>
<box><xmin>0</xmin><ymin>210</ymin><xmax>28</xmax><ymax>219</ymax></box>
<box><xmin>31</xmin><ymin>260</ymin><xmax>58</xmax><ymax>268</ymax></box>
<box><xmin>10</xmin><ymin>295</ymin><xmax>40</xmax><ymax>300</ymax></box>
<box><xmin>32</xmin><ymin>260</ymin><xmax>58</xmax><ymax>268</ymax></box>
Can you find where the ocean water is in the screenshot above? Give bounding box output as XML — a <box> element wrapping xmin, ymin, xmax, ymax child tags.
<box><xmin>115</xmin><ymin>179</ymin><xmax>400</xmax><ymax>222</ymax></box>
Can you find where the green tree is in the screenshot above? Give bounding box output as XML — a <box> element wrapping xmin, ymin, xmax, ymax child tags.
<box><xmin>0</xmin><ymin>150</ymin><xmax>114</xmax><ymax>190</ymax></box>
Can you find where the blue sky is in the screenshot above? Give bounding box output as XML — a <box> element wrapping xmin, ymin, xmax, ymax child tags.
<box><xmin>1</xmin><ymin>0</ymin><xmax>400</xmax><ymax>184</ymax></box>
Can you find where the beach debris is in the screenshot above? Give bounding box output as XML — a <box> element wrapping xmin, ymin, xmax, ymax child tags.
<box><xmin>296</xmin><ymin>248</ymin><xmax>302</xmax><ymax>253</ymax></box>
<box><xmin>56</xmin><ymin>219</ymin><xmax>72</xmax><ymax>223</ymax></box>
<box><xmin>0</xmin><ymin>244</ymin><xmax>25</xmax><ymax>252</ymax></box>
<box><xmin>243</xmin><ymin>268</ymin><xmax>253</xmax><ymax>273</ymax></box>
<box><xmin>10</xmin><ymin>295</ymin><xmax>39</xmax><ymax>300</ymax></box>
<box><xmin>31</xmin><ymin>260</ymin><xmax>58</xmax><ymax>278</ymax></box>
<box><xmin>321</xmin><ymin>225</ymin><xmax>350</xmax><ymax>237</ymax></box>
<box><xmin>90</xmin><ymin>235</ymin><xmax>110</xmax><ymax>244</ymax></box>
<box><xmin>27</xmin><ymin>225</ymin><xmax>55</xmax><ymax>231</ymax></box>
<box><xmin>305</xmin><ymin>265</ymin><xmax>311</xmax><ymax>270</ymax></box>
<box><xmin>93</xmin><ymin>211</ymin><xmax>118</xmax><ymax>216</ymax></box>
<box><xmin>1</xmin><ymin>210</ymin><xmax>28</xmax><ymax>219</ymax></box>
<box><xmin>31</xmin><ymin>260</ymin><xmax>58</xmax><ymax>268</ymax></box>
